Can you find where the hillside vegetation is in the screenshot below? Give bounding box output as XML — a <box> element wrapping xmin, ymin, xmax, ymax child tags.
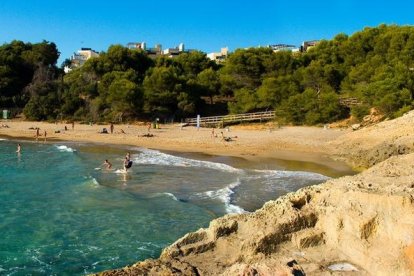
<box><xmin>1</xmin><ymin>24</ymin><xmax>414</xmax><ymax>124</ymax></box>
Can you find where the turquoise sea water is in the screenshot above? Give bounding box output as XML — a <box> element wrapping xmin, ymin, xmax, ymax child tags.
<box><xmin>0</xmin><ymin>139</ymin><xmax>347</xmax><ymax>275</ymax></box>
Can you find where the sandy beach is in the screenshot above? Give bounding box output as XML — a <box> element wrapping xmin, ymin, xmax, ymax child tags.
<box><xmin>0</xmin><ymin>120</ymin><xmax>351</xmax><ymax>169</ymax></box>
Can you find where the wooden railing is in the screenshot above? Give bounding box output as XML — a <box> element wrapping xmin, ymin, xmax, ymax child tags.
<box><xmin>185</xmin><ymin>111</ymin><xmax>275</xmax><ymax>127</ymax></box>
<box><xmin>339</xmin><ymin>97</ymin><xmax>362</xmax><ymax>107</ymax></box>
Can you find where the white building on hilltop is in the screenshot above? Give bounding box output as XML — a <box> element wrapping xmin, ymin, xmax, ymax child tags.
<box><xmin>301</xmin><ymin>40</ymin><xmax>319</xmax><ymax>52</ymax></box>
<box><xmin>64</xmin><ymin>48</ymin><xmax>100</xmax><ymax>73</ymax></box>
<box><xmin>207</xmin><ymin>47</ymin><xmax>229</xmax><ymax>63</ymax></box>
<box><xmin>127</xmin><ymin>42</ymin><xmax>192</xmax><ymax>58</ymax></box>
<box><xmin>163</xmin><ymin>43</ymin><xmax>187</xmax><ymax>57</ymax></box>
<box><xmin>127</xmin><ymin>42</ymin><xmax>147</xmax><ymax>50</ymax></box>
<box><xmin>268</xmin><ymin>44</ymin><xmax>300</xmax><ymax>53</ymax></box>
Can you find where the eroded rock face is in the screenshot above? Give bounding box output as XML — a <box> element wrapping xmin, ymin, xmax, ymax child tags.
<box><xmin>329</xmin><ymin>111</ymin><xmax>414</xmax><ymax>168</ymax></box>
<box><xmin>96</xmin><ymin>153</ymin><xmax>414</xmax><ymax>275</ymax></box>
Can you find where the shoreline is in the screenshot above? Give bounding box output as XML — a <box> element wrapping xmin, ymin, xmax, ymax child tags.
<box><xmin>0</xmin><ymin>120</ymin><xmax>355</xmax><ymax>175</ymax></box>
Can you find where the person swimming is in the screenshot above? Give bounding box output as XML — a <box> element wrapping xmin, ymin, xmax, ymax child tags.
<box><xmin>103</xmin><ymin>159</ymin><xmax>112</xmax><ymax>169</ymax></box>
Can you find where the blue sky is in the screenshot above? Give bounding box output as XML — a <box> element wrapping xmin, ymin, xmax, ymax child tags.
<box><xmin>0</xmin><ymin>0</ymin><xmax>413</xmax><ymax>65</ymax></box>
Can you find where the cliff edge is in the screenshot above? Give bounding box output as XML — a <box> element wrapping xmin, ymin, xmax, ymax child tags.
<box><xmin>328</xmin><ymin>111</ymin><xmax>414</xmax><ymax>169</ymax></box>
<box><xmin>96</xmin><ymin>112</ymin><xmax>414</xmax><ymax>275</ymax></box>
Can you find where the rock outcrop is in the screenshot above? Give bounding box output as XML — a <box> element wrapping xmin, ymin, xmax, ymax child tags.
<box><xmin>96</xmin><ymin>112</ymin><xmax>414</xmax><ymax>275</ymax></box>
<box><xmin>97</xmin><ymin>152</ymin><xmax>414</xmax><ymax>275</ymax></box>
<box><xmin>329</xmin><ymin>111</ymin><xmax>414</xmax><ymax>169</ymax></box>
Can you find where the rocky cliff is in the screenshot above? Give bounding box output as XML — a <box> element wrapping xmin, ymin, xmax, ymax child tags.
<box><xmin>328</xmin><ymin>111</ymin><xmax>414</xmax><ymax>169</ymax></box>
<box><xmin>96</xmin><ymin>112</ymin><xmax>414</xmax><ymax>275</ymax></box>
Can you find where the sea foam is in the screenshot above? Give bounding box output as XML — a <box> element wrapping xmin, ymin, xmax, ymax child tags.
<box><xmin>55</xmin><ymin>145</ymin><xmax>76</xmax><ymax>152</ymax></box>
<box><xmin>162</xmin><ymin>192</ymin><xmax>179</xmax><ymax>201</ymax></box>
<box><xmin>253</xmin><ymin>169</ymin><xmax>330</xmax><ymax>181</ymax></box>
<box><xmin>135</xmin><ymin>149</ymin><xmax>242</xmax><ymax>173</ymax></box>
<box><xmin>203</xmin><ymin>179</ymin><xmax>246</xmax><ymax>214</ymax></box>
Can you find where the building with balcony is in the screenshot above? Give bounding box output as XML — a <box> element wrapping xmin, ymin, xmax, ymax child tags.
<box><xmin>268</xmin><ymin>44</ymin><xmax>300</xmax><ymax>53</ymax></box>
<box><xmin>64</xmin><ymin>48</ymin><xmax>99</xmax><ymax>73</ymax></box>
<box><xmin>127</xmin><ymin>42</ymin><xmax>192</xmax><ymax>58</ymax></box>
<box><xmin>127</xmin><ymin>42</ymin><xmax>147</xmax><ymax>50</ymax></box>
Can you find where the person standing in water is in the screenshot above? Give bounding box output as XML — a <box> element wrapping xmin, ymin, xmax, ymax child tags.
<box><xmin>16</xmin><ymin>143</ymin><xmax>21</xmax><ymax>153</ymax></box>
<box><xmin>123</xmin><ymin>152</ymin><xmax>133</xmax><ymax>172</ymax></box>
<box><xmin>123</xmin><ymin>157</ymin><xmax>130</xmax><ymax>172</ymax></box>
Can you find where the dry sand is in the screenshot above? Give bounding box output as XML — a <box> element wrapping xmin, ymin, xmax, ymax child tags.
<box><xmin>0</xmin><ymin>121</ymin><xmax>350</xmax><ymax>168</ymax></box>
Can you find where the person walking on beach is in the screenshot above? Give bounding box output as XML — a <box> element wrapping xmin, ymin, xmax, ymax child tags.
<box><xmin>44</xmin><ymin>130</ymin><xmax>47</xmax><ymax>142</ymax></box>
<box><xmin>103</xmin><ymin>159</ymin><xmax>112</xmax><ymax>169</ymax></box>
<box><xmin>72</xmin><ymin>121</ymin><xmax>75</xmax><ymax>131</ymax></box>
<box><xmin>110</xmin><ymin>123</ymin><xmax>114</xmax><ymax>134</ymax></box>
<box><xmin>36</xmin><ymin>128</ymin><xmax>40</xmax><ymax>142</ymax></box>
<box><xmin>16</xmin><ymin>143</ymin><xmax>21</xmax><ymax>154</ymax></box>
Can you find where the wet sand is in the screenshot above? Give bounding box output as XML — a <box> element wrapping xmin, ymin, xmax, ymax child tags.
<box><xmin>0</xmin><ymin>120</ymin><xmax>354</xmax><ymax>174</ymax></box>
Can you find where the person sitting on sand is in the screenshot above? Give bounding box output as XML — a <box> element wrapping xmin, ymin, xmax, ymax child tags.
<box><xmin>220</xmin><ymin>131</ymin><xmax>237</xmax><ymax>142</ymax></box>
<box><xmin>103</xmin><ymin>159</ymin><xmax>112</xmax><ymax>169</ymax></box>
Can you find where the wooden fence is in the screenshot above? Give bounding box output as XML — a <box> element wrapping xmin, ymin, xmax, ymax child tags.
<box><xmin>185</xmin><ymin>111</ymin><xmax>275</xmax><ymax>127</ymax></box>
<box><xmin>339</xmin><ymin>97</ymin><xmax>362</xmax><ymax>107</ymax></box>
